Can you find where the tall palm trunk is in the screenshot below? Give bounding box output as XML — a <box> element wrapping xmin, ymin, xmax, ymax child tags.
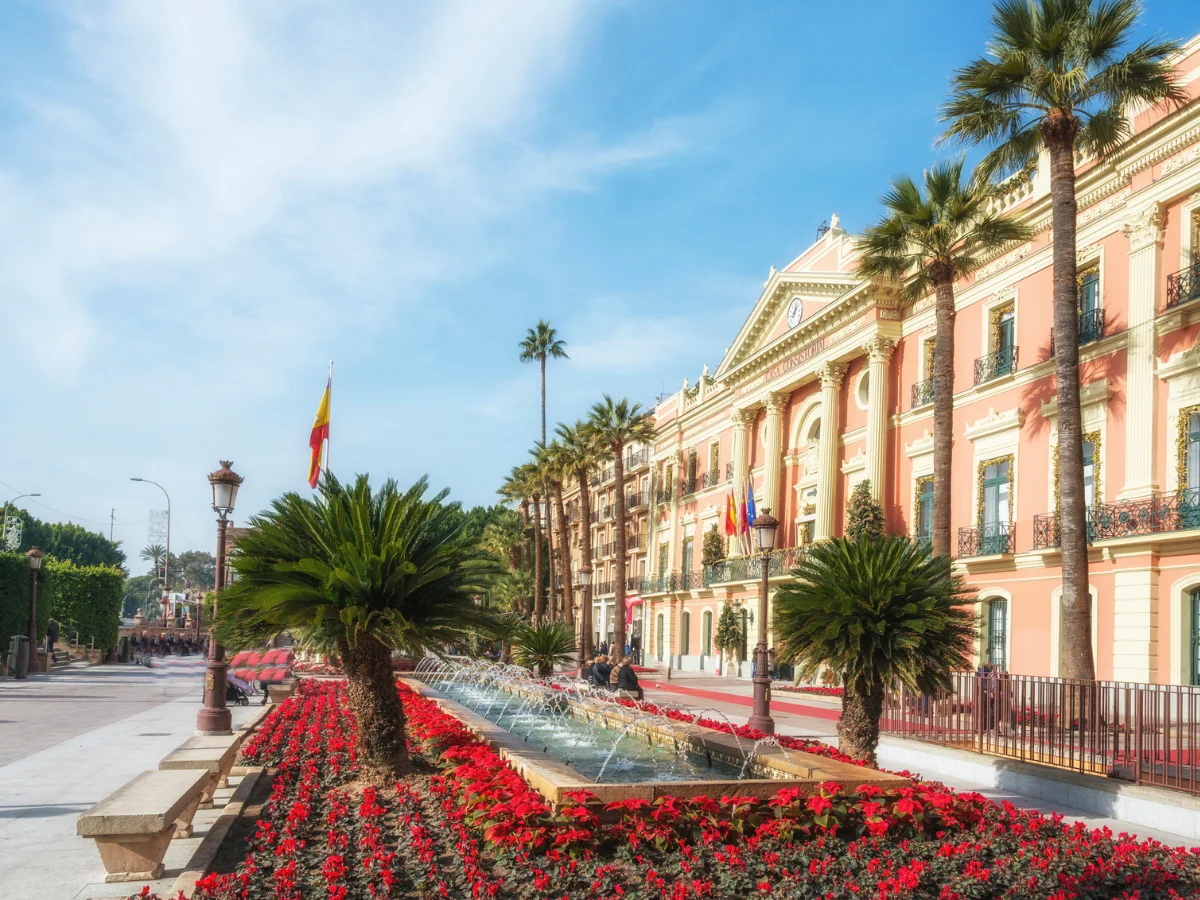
<box><xmin>540</xmin><ymin>356</ymin><xmax>547</xmax><ymax>447</ymax></box>
<box><xmin>838</xmin><ymin>677</ymin><xmax>884</xmax><ymax>768</ymax></box>
<box><xmin>612</xmin><ymin>442</ymin><xmax>628</xmax><ymax>656</ymax></box>
<box><xmin>339</xmin><ymin>633</ymin><xmax>408</xmax><ymax>776</ymax></box>
<box><xmin>931</xmin><ymin>273</ymin><xmax>957</xmax><ymax>558</ymax></box>
<box><xmin>1047</xmin><ymin>125</ymin><xmax>1095</xmax><ymax>683</ymax></box>
<box><xmin>554</xmin><ymin>482</ymin><xmax>572</xmax><ymax>627</ymax></box>
<box><xmin>546</xmin><ymin>492</ymin><xmax>557</xmax><ymax>620</ymax></box>
<box><xmin>532</xmin><ymin>493</ymin><xmax>544</xmax><ymax>620</ymax></box>
<box><xmin>576</xmin><ymin>469</ymin><xmax>593</xmax><ymax>663</ymax></box>
<box><xmin>518</xmin><ymin>499</ymin><xmax>530</xmax><ymax>574</ymax></box>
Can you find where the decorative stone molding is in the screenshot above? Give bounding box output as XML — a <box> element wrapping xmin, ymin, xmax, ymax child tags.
<box><xmin>862</xmin><ymin>335</ymin><xmax>898</xmax><ymax>363</ymax></box>
<box><xmin>904</xmin><ymin>430</ymin><xmax>934</xmax><ymax>459</ymax></box>
<box><xmin>765</xmin><ymin>392</ymin><xmax>788</xmax><ymax>413</ymax></box>
<box><xmin>1040</xmin><ymin>378</ymin><xmax>1112</xmax><ymax>421</ymax></box>
<box><xmin>818</xmin><ymin>362</ymin><xmax>847</xmax><ymax>390</ymax></box>
<box><xmin>840</xmin><ymin>448</ymin><xmax>867</xmax><ymax>475</ymax></box>
<box><xmin>730</xmin><ymin>408</ymin><xmax>755</xmax><ymax>427</ymax></box>
<box><xmin>964</xmin><ymin>407</ymin><xmax>1026</xmax><ymax>443</ymax></box>
<box><xmin>803</xmin><ymin>440</ymin><xmax>820</xmax><ymax>476</ymax></box>
<box><xmin>1122</xmin><ymin>202</ymin><xmax>1166</xmax><ymax>251</ymax></box>
<box><xmin>1078</xmin><ymin>186</ymin><xmax>1132</xmax><ymax>226</ymax></box>
<box><xmin>1076</xmin><ymin>242</ymin><xmax>1103</xmax><ymax>264</ymax></box>
<box><xmin>1161</xmin><ymin>140</ymin><xmax>1200</xmax><ymax>177</ymax></box>
<box><xmin>977</xmin><ymin>244</ymin><xmax>1032</xmax><ymax>280</ymax></box>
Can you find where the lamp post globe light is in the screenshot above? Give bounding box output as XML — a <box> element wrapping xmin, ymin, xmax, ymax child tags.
<box><xmin>747</xmin><ymin>510</ymin><xmax>778</xmax><ymax>735</ymax></box>
<box><xmin>196</xmin><ymin>460</ymin><xmax>244</xmax><ymax>735</ymax></box>
<box><xmin>576</xmin><ymin>565</ymin><xmax>592</xmax><ymax>671</ymax></box>
<box><xmin>26</xmin><ymin>547</ymin><xmax>42</xmax><ymax>673</ymax></box>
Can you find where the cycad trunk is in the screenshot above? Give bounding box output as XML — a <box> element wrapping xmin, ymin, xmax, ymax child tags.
<box><xmin>1047</xmin><ymin>127</ymin><xmax>1095</xmax><ymax>683</ymax></box>
<box><xmin>838</xmin><ymin>677</ymin><xmax>884</xmax><ymax>768</ymax></box>
<box><xmin>612</xmin><ymin>441</ymin><xmax>628</xmax><ymax>656</ymax></box>
<box><xmin>532</xmin><ymin>494</ymin><xmax>544</xmax><ymax>620</ymax></box>
<box><xmin>931</xmin><ymin>275</ymin><xmax>957</xmax><ymax>558</ymax></box>
<box><xmin>554</xmin><ymin>483</ymin><xmax>572</xmax><ymax>627</ymax></box>
<box><xmin>339</xmin><ymin>633</ymin><xmax>408</xmax><ymax>776</ymax></box>
<box><xmin>576</xmin><ymin>469</ymin><xmax>593</xmax><ymax>663</ymax></box>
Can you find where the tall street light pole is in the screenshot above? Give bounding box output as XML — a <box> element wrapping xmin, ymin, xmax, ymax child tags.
<box><xmin>747</xmin><ymin>510</ymin><xmax>779</xmax><ymax>735</ymax></box>
<box><xmin>2</xmin><ymin>493</ymin><xmax>41</xmax><ymax>548</ymax></box>
<box><xmin>197</xmin><ymin>460</ymin><xmax>243</xmax><ymax>735</ymax></box>
<box><xmin>130</xmin><ymin>477</ymin><xmax>171</xmax><ymax>612</ymax></box>
<box><xmin>27</xmin><ymin>547</ymin><xmax>43</xmax><ymax>672</ymax></box>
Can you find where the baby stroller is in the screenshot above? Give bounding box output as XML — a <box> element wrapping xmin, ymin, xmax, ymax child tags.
<box><xmin>225</xmin><ymin>674</ymin><xmax>253</xmax><ymax>706</ymax></box>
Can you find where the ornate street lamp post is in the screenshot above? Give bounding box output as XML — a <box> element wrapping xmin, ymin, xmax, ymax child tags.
<box><xmin>27</xmin><ymin>547</ymin><xmax>42</xmax><ymax>673</ymax></box>
<box><xmin>575</xmin><ymin>566</ymin><xmax>592</xmax><ymax>671</ymax></box>
<box><xmin>747</xmin><ymin>510</ymin><xmax>778</xmax><ymax>735</ymax></box>
<box><xmin>196</xmin><ymin>460</ymin><xmax>243</xmax><ymax>735</ymax></box>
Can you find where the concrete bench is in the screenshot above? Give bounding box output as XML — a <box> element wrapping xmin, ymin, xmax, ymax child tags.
<box><xmin>159</xmin><ymin>737</ymin><xmax>242</xmax><ymax>815</ymax></box>
<box><xmin>77</xmin><ymin>769</ymin><xmax>210</xmax><ymax>883</ymax></box>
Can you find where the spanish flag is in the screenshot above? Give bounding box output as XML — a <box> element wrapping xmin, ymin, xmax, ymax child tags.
<box><xmin>724</xmin><ymin>493</ymin><xmax>737</xmax><ymax>537</ymax></box>
<box><xmin>307</xmin><ymin>372</ymin><xmax>331</xmax><ymax>488</ymax></box>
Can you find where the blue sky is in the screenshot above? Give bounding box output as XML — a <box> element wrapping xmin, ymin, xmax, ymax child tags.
<box><xmin>2</xmin><ymin>0</ymin><xmax>1197</xmax><ymax>559</ymax></box>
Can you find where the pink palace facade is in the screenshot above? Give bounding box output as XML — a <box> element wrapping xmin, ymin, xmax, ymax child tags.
<box><xmin>563</xmin><ymin>35</ymin><xmax>1200</xmax><ymax>686</ymax></box>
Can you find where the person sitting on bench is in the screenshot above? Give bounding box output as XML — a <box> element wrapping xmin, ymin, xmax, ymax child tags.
<box><xmin>616</xmin><ymin>656</ymin><xmax>643</xmax><ymax>700</ymax></box>
<box><xmin>591</xmin><ymin>655</ymin><xmax>612</xmax><ymax>688</ymax></box>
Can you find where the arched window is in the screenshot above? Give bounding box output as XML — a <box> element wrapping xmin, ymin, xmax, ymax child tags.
<box><xmin>680</xmin><ymin>611</ymin><xmax>691</xmax><ymax>656</ymax></box>
<box><xmin>984</xmin><ymin>599</ymin><xmax>1008</xmax><ymax>669</ymax></box>
<box><xmin>1190</xmin><ymin>588</ymin><xmax>1200</xmax><ymax>686</ymax></box>
<box><xmin>702</xmin><ymin>610</ymin><xmax>713</xmax><ymax>656</ymax></box>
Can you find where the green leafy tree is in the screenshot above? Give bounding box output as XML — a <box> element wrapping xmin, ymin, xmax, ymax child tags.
<box><xmin>214</xmin><ymin>473</ymin><xmax>499</xmax><ymax>777</ymax></box>
<box><xmin>480</xmin><ymin>509</ymin><xmax>527</xmax><ymax>573</ymax></box>
<box><xmin>511</xmin><ymin>620</ymin><xmax>576</xmax><ymax>677</ymax></box>
<box><xmin>121</xmin><ymin>574</ymin><xmax>158</xmax><ymax>616</ymax></box>
<box><xmin>774</xmin><ymin>536</ymin><xmax>976</xmax><ymax>764</ymax></box>
<box><xmin>845</xmin><ymin>480</ymin><xmax>886</xmax><ymax>543</ymax></box>
<box><xmin>858</xmin><ymin>160</ymin><xmax>1032</xmax><ymax>557</ymax></box>
<box><xmin>12</xmin><ymin>511</ymin><xmax>125</xmax><ymax>569</ymax></box>
<box><xmin>701</xmin><ymin>525</ymin><xmax>726</xmax><ymax>568</ymax></box>
<box><xmin>587</xmin><ymin>395</ymin><xmax>655</xmax><ymax>656</ymax></box>
<box><xmin>175</xmin><ymin>550</ymin><xmax>216</xmax><ymax>590</ymax></box>
<box><xmin>941</xmin><ymin>0</ymin><xmax>1184</xmax><ymax>681</ymax></box>
<box><xmin>715</xmin><ymin>603</ymin><xmax>742</xmax><ymax>668</ymax></box>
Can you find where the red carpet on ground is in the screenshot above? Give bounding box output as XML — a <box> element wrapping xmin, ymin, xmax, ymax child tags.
<box><xmin>644</xmin><ymin>680</ymin><xmax>842</xmax><ymax>721</ymax></box>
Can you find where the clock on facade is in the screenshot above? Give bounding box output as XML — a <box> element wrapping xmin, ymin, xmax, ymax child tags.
<box><xmin>787</xmin><ymin>297</ymin><xmax>804</xmax><ymax>328</ymax></box>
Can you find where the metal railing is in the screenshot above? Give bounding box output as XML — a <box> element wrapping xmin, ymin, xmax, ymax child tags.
<box><xmin>974</xmin><ymin>346</ymin><xmax>1018</xmax><ymax>385</ymax></box>
<box><xmin>882</xmin><ymin>672</ymin><xmax>1200</xmax><ymax>795</ymax></box>
<box><xmin>655</xmin><ymin>487</ymin><xmax>674</xmax><ymax>506</ymax></box>
<box><xmin>1033</xmin><ymin>488</ymin><xmax>1200</xmax><ymax>549</ymax></box>
<box><xmin>681</xmin><ymin>477</ymin><xmax>698</xmax><ymax>496</ymax></box>
<box><xmin>702</xmin><ymin>546</ymin><xmax>805</xmax><ymax>586</ymax></box>
<box><xmin>701</xmin><ymin>470</ymin><xmax>723</xmax><ymax>490</ymax></box>
<box><xmin>625</xmin><ymin>491</ymin><xmax>649</xmax><ymax>509</ymax></box>
<box><xmin>910</xmin><ymin>377</ymin><xmax>934</xmax><ymax>409</ymax></box>
<box><xmin>625</xmin><ymin>449</ymin><xmax>651</xmax><ymax>469</ymax></box>
<box><xmin>626</xmin><ymin>533</ymin><xmax>645</xmax><ymax>551</ymax></box>
<box><xmin>593</xmin><ymin>580</ymin><xmax>614</xmax><ymax>596</ymax></box>
<box><xmin>1050</xmin><ymin>308</ymin><xmax>1106</xmax><ymax>356</ymax></box>
<box><xmin>640</xmin><ymin>573</ymin><xmax>678</xmax><ymax>594</ymax></box>
<box><xmin>677</xmin><ymin>570</ymin><xmax>701</xmax><ymax>590</ymax></box>
<box><xmin>958</xmin><ymin>522</ymin><xmax>1016</xmax><ymax>556</ymax></box>
<box><xmin>1167</xmin><ymin>260</ymin><xmax>1200</xmax><ymax>309</ymax></box>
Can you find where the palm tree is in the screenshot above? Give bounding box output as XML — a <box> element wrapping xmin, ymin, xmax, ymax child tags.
<box><xmin>557</xmin><ymin>420</ymin><xmax>602</xmax><ymax>659</ymax></box>
<box><xmin>858</xmin><ymin>159</ymin><xmax>1032</xmax><ymax>558</ymax></box>
<box><xmin>140</xmin><ymin>543</ymin><xmax>166</xmax><ymax>573</ymax></box>
<box><xmin>519</xmin><ymin>320</ymin><xmax>569</xmax><ymax>448</ymax></box>
<box><xmin>498</xmin><ymin>465</ymin><xmax>537</xmax><ymax>617</ymax></box>
<box><xmin>512</xmin><ymin>620</ymin><xmax>576</xmax><ymax>677</ymax></box>
<box><xmin>941</xmin><ymin>0</ymin><xmax>1183</xmax><ymax>681</ymax></box>
<box><xmin>587</xmin><ymin>396</ymin><xmax>655</xmax><ymax>657</ymax></box>
<box><xmin>481</xmin><ymin>509</ymin><xmax>527</xmax><ymax>573</ymax></box>
<box><xmin>490</xmin><ymin>570</ymin><xmax>533</xmax><ymax>618</ymax></box>
<box><xmin>530</xmin><ymin>442</ymin><xmax>561</xmax><ymax>621</ymax></box>
<box><xmin>486</xmin><ymin>610</ymin><xmax>525</xmax><ymax>665</ymax></box>
<box><xmin>214</xmin><ymin>474</ymin><xmax>497</xmax><ymax>777</ymax></box>
<box><xmin>541</xmin><ymin>439</ymin><xmax>577</xmax><ymax>625</ymax></box>
<box><xmin>498</xmin><ymin>468</ymin><xmax>533</xmax><ymax>574</ymax></box>
<box><xmin>773</xmin><ymin>536</ymin><xmax>976</xmax><ymax>765</ymax></box>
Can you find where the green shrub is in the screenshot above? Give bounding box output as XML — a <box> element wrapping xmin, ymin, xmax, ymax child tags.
<box><xmin>0</xmin><ymin>552</ymin><xmax>54</xmax><ymax>650</ymax></box>
<box><xmin>47</xmin><ymin>560</ymin><xmax>124</xmax><ymax>650</ymax></box>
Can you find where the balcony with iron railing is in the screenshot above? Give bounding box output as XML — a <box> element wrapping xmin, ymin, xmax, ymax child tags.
<box><xmin>593</xmin><ymin>580</ymin><xmax>614</xmax><ymax>596</ymax></box>
<box><xmin>701</xmin><ymin>469</ymin><xmax>724</xmax><ymax>490</ymax></box>
<box><xmin>655</xmin><ymin>486</ymin><xmax>674</xmax><ymax>506</ymax></box>
<box><xmin>640</xmin><ymin>573</ymin><xmax>678</xmax><ymax>595</ymax></box>
<box><xmin>625</xmin><ymin>491</ymin><xmax>649</xmax><ymax>509</ymax></box>
<box><xmin>958</xmin><ymin>522</ymin><xmax>1016</xmax><ymax>557</ymax></box>
<box><xmin>910</xmin><ymin>377</ymin><xmax>934</xmax><ymax>410</ymax></box>
<box><xmin>1050</xmin><ymin>308</ymin><xmax>1106</xmax><ymax>356</ymax></box>
<box><xmin>702</xmin><ymin>546</ymin><xmax>805</xmax><ymax>586</ymax></box>
<box><xmin>626</xmin><ymin>533</ymin><xmax>645</xmax><ymax>551</ymax></box>
<box><xmin>677</xmin><ymin>570</ymin><xmax>701</xmax><ymax>590</ymax></box>
<box><xmin>681</xmin><ymin>477</ymin><xmax>698</xmax><ymax>496</ymax></box>
<box><xmin>974</xmin><ymin>346</ymin><xmax>1018</xmax><ymax>386</ymax></box>
<box><xmin>625</xmin><ymin>449</ymin><xmax>651</xmax><ymax>470</ymax></box>
<box><xmin>1033</xmin><ymin>488</ymin><xmax>1200</xmax><ymax>549</ymax></box>
<box><xmin>1167</xmin><ymin>260</ymin><xmax>1200</xmax><ymax>309</ymax></box>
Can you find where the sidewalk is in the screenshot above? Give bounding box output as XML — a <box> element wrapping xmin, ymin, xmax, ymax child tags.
<box><xmin>0</xmin><ymin>658</ymin><xmax>259</xmax><ymax>900</ymax></box>
<box><xmin>639</xmin><ymin>671</ymin><xmax>1198</xmax><ymax>847</ymax></box>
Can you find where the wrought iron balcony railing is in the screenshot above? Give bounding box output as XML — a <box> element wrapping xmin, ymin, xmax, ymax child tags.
<box><xmin>958</xmin><ymin>523</ymin><xmax>1016</xmax><ymax>557</ymax></box>
<box><xmin>1033</xmin><ymin>489</ymin><xmax>1200</xmax><ymax>548</ymax></box>
<box><xmin>593</xmin><ymin>580</ymin><xmax>614</xmax><ymax>596</ymax></box>
<box><xmin>702</xmin><ymin>547</ymin><xmax>805</xmax><ymax>586</ymax></box>
<box><xmin>625</xmin><ymin>449</ymin><xmax>651</xmax><ymax>470</ymax></box>
<box><xmin>626</xmin><ymin>533</ymin><xmax>645</xmax><ymax>551</ymax></box>
<box><xmin>655</xmin><ymin>487</ymin><xmax>674</xmax><ymax>506</ymax></box>
<box><xmin>625</xmin><ymin>491</ymin><xmax>650</xmax><ymax>509</ymax></box>
<box><xmin>910</xmin><ymin>377</ymin><xmax>934</xmax><ymax>409</ymax></box>
<box><xmin>701</xmin><ymin>470</ymin><xmax>723</xmax><ymax>490</ymax></box>
<box><xmin>974</xmin><ymin>346</ymin><xmax>1018</xmax><ymax>386</ymax></box>
<box><xmin>677</xmin><ymin>570</ymin><xmax>701</xmax><ymax>590</ymax></box>
<box><xmin>1167</xmin><ymin>260</ymin><xmax>1200</xmax><ymax>309</ymax></box>
<box><xmin>1050</xmin><ymin>308</ymin><xmax>1106</xmax><ymax>356</ymax></box>
<box><xmin>681</xmin><ymin>477</ymin><xmax>698</xmax><ymax>496</ymax></box>
<box><xmin>640</xmin><ymin>573</ymin><xmax>678</xmax><ymax>594</ymax></box>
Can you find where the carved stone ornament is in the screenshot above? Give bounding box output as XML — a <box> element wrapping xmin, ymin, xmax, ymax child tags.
<box><xmin>730</xmin><ymin>408</ymin><xmax>755</xmax><ymax>427</ymax></box>
<box><xmin>819</xmin><ymin>362</ymin><xmax>847</xmax><ymax>390</ymax></box>
<box><xmin>803</xmin><ymin>440</ymin><xmax>820</xmax><ymax>476</ymax></box>
<box><xmin>863</xmin><ymin>335</ymin><xmax>898</xmax><ymax>364</ymax></box>
<box><xmin>765</xmin><ymin>392</ymin><xmax>788</xmax><ymax>413</ymax></box>
<box><xmin>1122</xmin><ymin>202</ymin><xmax>1166</xmax><ymax>251</ymax></box>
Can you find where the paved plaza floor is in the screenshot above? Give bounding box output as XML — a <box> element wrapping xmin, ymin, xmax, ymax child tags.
<box><xmin>0</xmin><ymin>657</ymin><xmax>258</xmax><ymax>900</ymax></box>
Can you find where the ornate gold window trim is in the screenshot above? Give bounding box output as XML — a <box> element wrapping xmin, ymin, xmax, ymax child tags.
<box><xmin>1191</xmin><ymin>207</ymin><xmax>1200</xmax><ymax>263</ymax></box>
<box><xmin>1052</xmin><ymin>431</ymin><xmax>1101</xmax><ymax>515</ymax></box>
<box><xmin>1076</xmin><ymin>261</ymin><xmax>1100</xmax><ymax>310</ymax></box>
<box><xmin>1176</xmin><ymin>404</ymin><xmax>1200</xmax><ymax>492</ymax></box>
<box><xmin>923</xmin><ymin>338</ymin><xmax>936</xmax><ymax>379</ymax></box>
<box><xmin>990</xmin><ymin>303</ymin><xmax>1014</xmax><ymax>353</ymax></box>
<box><xmin>976</xmin><ymin>454</ymin><xmax>1015</xmax><ymax>529</ymax></box>
<box><xmin>913</xmin><ymin>475</ymin><xmax>933</xmax><ymax>537</ymax></box>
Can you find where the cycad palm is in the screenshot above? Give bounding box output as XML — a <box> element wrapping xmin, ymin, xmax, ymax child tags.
<box><xmin>557</xmin><ymin>420</ymin><xmax>603</xmax><ymax>660</ymax></box>
<box><xmin>512</xmin><ymin>620</ymin><xmax>576</xmax><ymax>677</ymax></box>
<box><xmin>941</xmin><ymin>0</ymin><xmax>1183</xmax><ymax>682</ymax></box>
<box><xmin>773</xmin><ymin>536</ymin><xmax>976</xmax><ymax>765</ymax></box>
<box><xmin>214</xmin><ymin>473</ymin><xmax>497</xmax><ymax>776</ymax></box>
<box><xmin>519</xmin><ymin>320</ymin><xmax>569</xmax><ymax>447</ymax></box>
<box><xmin>587</xmin><ymin>396</ymin><xmax>655</xmax><ymax>655</ymax></box>
<box><xmin>859</xmin><ymin>159</ymin><xmax>1032</xmax><ymax>557</ymax></box>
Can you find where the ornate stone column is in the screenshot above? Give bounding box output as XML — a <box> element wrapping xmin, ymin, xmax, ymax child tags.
<box><xmin>815</xmin><ymin>363</ymin><xmax>846</xmax><ymax>540</ymax></box>
<box><xmin>863</xmin><ymin>336</ymin><xmax>897</xmax><ymax>502</ymax></box>
<box><xmin>763</xmin><ymin>392</ymin><xmax>788</xmax><ymax>517</ymax></box>
<box><xmin>1120</xmin><ymin>203</ymin><xmax>1165</xmax><ymax>499</ymax></box>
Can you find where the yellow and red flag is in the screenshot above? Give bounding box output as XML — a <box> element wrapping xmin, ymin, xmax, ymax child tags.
<box><xmin>307</xmin><ymin>371</ymin><xmax>331</xmax><ymax>488</ymax></box>
<box><xmin>724</xmin><ymin>493</ymin><xmax>737</xmax><ymax>537</ymax></box>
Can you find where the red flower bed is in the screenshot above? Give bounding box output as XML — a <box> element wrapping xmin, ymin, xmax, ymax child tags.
<box><xmin>141</xmin><ymin>679</ymin><xmax>1200</xmax><ymax>899</ymax></box>
<box><xmin>775</xmin><ymin>684</ymin><xmax>845</xmax><ymax>698</ymax></box>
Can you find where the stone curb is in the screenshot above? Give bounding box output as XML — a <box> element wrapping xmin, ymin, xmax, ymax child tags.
<box><xmin>167</xmin><ymin>767</ymin><xmax>266</xmax><ymax>898</ymax></box>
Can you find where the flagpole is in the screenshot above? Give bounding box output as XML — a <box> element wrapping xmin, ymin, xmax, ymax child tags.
<box><xmin>325</xmin><ymin>360</ymin><xmax>333</xmax><ymax>478</ymax></box>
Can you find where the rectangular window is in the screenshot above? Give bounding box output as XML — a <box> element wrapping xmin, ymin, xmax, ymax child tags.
<box><xmin>658</xmin><ymin>543</ymin><xmax>669</xmax><ymax>575</ymax></box>
<box><xmin>995</xmin><ymin>306</ymin><xmax>1015</xmax><ymax>355</ymax></box>
<box><xmin>1078</xmin><ymin>264</ymin><xmax>1100</xmax><ymax>315</ymax></box>
<box><xmin>800</xmin><ymin>520</ymin><xmax>815</xmax><ymax>546</ymax></box>
<box><xmin>1082</xmin><ymin>438</ymin><xmax>1097</xmax><ymax>509</ymax></box>
<box><xmin>1188</xmin><ymin>412</ymin><xmax>1200</xmax><ymax>494</ymax></box>
<box><xmin>679</xmin><ymin>611</ymin><xmax>690</xmax><ymax>656</ymax></box>
<box><xmin>916</xmin><ymin>477</ymin><xmax>934</xmax><ymax>541</ymax></box>
<box><xmin>924</xmin><ymin>337</ymin><xmax>936</xmax><ymax>379</ymax></box>
<box><xmin>681</xmin><ymin>538</ymin><xmax>694</xmax><ymax>575</ymax></box>
<box><xmin>702</xmin><ymin>611</ymin><xmax>713</xmax><ymax>656</ymax></box>
<box><xmin>980</xmin><ymin>459</ymin><xmax>1012</xmax><ymax>554</ymax></box>
<box><xmin>709</xmin><ymin>442</ymin><xmax>720</xmax><ymax>478</ymax></box>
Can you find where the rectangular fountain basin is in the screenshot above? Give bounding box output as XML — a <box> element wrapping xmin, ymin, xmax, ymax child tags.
<box><xmin>401</xmin><ymin>677</ymin><xmax>908</xmax><ymax>806</ymax></box>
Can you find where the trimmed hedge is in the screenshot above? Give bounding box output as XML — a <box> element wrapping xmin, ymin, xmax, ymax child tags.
<box><xmin>48</xmin><ymin>560</ymin><xmax>124</xmax><ymax>650</ymax></box>
<box><xmin>0</xmin><ymin>552</ymin><xmax>54</xmax><ymax>650</ymax></box>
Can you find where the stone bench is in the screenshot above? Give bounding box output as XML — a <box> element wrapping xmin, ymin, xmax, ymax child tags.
<box><xmin>77</xmin><ymin>769</ymin><xmax>211</xmax><ymax>883</ymax></box>
<box><xmin>159</xmin><ymin>736</ymin><xmax>243</xmax><ymax>816</ymax></box>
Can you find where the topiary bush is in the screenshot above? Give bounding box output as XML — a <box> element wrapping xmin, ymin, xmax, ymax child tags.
<box><xmin>47</xmin><ymin>560</ymin><xmax>124</xmax><ymax>650</ymax></box>
<box><xmin>845</xmin><ymin>479</ymin><xmax>886</xmax><ymax>542</ymax></box>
